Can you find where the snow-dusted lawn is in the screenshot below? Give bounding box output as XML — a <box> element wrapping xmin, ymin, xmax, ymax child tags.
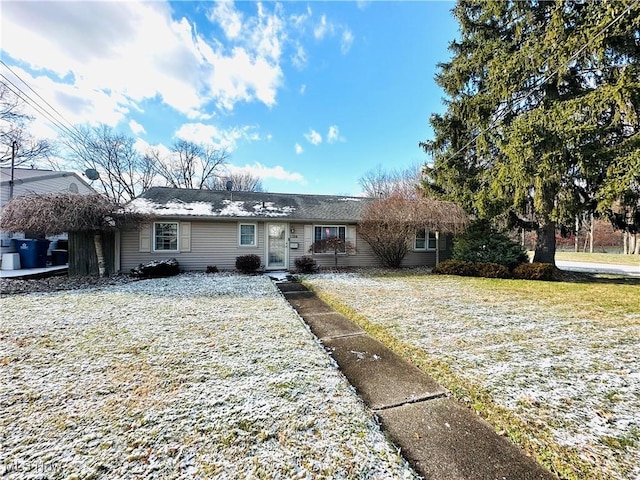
<box><xmin>303</xmin><ymin>272</ymin><xmax>640</xmax><ymax>480</ymax></box>
<box><xmin>0</xmin><ymin>274</ymin><xmax>417</xmax><ymax>479</ymax></box>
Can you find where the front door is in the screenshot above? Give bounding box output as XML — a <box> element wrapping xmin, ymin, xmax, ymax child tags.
<box><xmin>266</xmin><ymin>223</ymin><xmax>287</xmax><ymax>269</ymax></box>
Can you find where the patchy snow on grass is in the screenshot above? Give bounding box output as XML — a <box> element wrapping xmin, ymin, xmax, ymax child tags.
<box><xmin>303</xmin><ymin>272</ymin><xmax>640</xmax><ymax>480</ymax></box>
<box><xmin>0</xmin><ymin>274</ymin><xmax>418</xmax><ymax>479</ymax></box>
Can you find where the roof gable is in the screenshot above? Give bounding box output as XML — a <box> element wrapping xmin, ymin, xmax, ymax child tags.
<box><xmin>128</xmin><ymin>187</ymin><xmax>369</xmax><ymax>222</ymax></box>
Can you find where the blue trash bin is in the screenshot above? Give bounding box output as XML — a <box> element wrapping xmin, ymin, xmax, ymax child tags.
<box><xmin>12</xmin><ymin>239</ymin><xmax>51</xmax><ymax>268</ymax></box>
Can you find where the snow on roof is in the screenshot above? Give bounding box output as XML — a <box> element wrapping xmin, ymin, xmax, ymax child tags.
<box><xmin>128</xmin><ymin>197</ymin><xmax>297</xmax><ymax>218</ymax></box>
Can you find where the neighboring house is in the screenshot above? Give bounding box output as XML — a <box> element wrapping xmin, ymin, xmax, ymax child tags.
<box><xmin>0</xmin><ymin>167</ymin><xmax>96</xmax><ymax>256</ymax></box>
<box><xmin>122</xmin><ymin>186</ymin><xmax>453</xmax><ymax>272</ymax></box>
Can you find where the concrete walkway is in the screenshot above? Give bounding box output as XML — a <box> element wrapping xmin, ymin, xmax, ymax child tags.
<box><xmin>276</xmin><ymin>281</ymin><xmax>557</xmax><ymax>480</ymax></box>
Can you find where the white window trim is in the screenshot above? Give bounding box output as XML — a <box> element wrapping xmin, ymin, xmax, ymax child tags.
<box><xmin>153</xmin><ymin>221</ymin><xmax>179</xmax><ymax>252</ymax></box>
<box><xmin>238</xmin><ymin>222</ymin><xmax>257</xmax><ymax>247</ymax></box>
<box><xmin>313</xmin><ymin>224</ymin><xmax>347</xmax><ymax>255</ymax></box>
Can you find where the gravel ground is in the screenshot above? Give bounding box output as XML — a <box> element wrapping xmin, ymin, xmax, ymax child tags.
<box><xmin>0</xmin><ymin>273</ymin><xmax>418</xmax><ymax>479</ymax></box>
<box><xmin>303</xmin><ymin>272</ymin><xmax>640</xmax><ymax>480</ymax></box>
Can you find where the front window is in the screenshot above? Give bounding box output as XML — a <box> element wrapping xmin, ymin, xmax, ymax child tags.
<box><xmin>239</xmin><ymin>223</ymin><xmax>256</xmax><ymax>246</ymax></box>
<box><xmin>415</xmin><ymin>229</ymin><xmax>437</xmax><ymax>251</ymax></box>
<box><xmin>313</xmin><ymin>226</ymin><xmax>346</xmax><ymax>253</ymax></box>
<box><xmin>415</xmin><ymin>229</ymin><xmax>427</xmax><ymax>250</ymax></box>
<box><xmin>154</xmin><ymin>222</ymin><xmax>178</xmax><ymax>251</ymax></box>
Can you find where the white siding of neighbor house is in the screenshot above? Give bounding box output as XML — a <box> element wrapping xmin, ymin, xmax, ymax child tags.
<box><xmin>0</xmin><ymin>173</ymin><xmax>95</xmax><ymax>257</ymax></box>
<box><xmin>120</xmin><ymin>220</ymin><xmax>453</xmax><ymax>273</ymax></box>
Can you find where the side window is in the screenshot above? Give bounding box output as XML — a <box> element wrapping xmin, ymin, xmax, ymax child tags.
<box><xmin>414</xmin><ymin>229</ymin><xmax>426</xmax><ymax>250</ymax></box>
<box><xmin>154</xmin><ymin>222</ymin><xmax>178</xmax><ymax>251</ymax></box>
<box><xmin>427</xmin><ymin>231</ymin><xmax>437</xmax><ymax>250</ymax></box>
<box><xmin>239</xmin><ymin>223</ymin><xmax>256</xmax><ymax>246</ymax></box>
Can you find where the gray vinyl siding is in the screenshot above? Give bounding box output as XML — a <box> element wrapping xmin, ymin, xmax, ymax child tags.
<box><xmin>120</xmin><ymin>221</ymin><xmax>453</xmax><ymax>273</ymax></box>
<box><xmin>121</xmin><ymin>220</ymin><xmax>265</xmax><ymax>272</ymax></box>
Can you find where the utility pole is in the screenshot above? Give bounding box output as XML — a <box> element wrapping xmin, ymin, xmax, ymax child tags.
<box><xmin>9</xmin><ymin>140</ymin><xmax>17</xmax><ymax>200</ymax></box>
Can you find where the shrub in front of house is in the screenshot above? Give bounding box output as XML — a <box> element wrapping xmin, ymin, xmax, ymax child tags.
<box><xmin>512</xmin><ymin>262</ymin><xmax>556</xmax><ymax>281</ymax></box>
<box><xmin>235</xmin><ymin>254</ymin><xmax>261</xmax><ymax>274</ymax></box>
<box><xmin>432</xmin><ymin>259</ymin><xmax>479</xmax><ymax>277</ymax></box>
<box><xmin>294</xmin><ymin>255</ymin><xmax>318</xmax><ymax>274</ymax></box>
<box><xmin>206</xmin><ymin>265</ymin><xmax>219</xmax><ymax>274</ymax></box>
<box><xmin>475</xmin><ymin>262</ymin><xmax>511</xmax><ymax>278</ymax></box>
<box><xmin>131</xmin><ymin>258</ymin><xmax>180</xmax><ymax>278</ymax></box>
<box><xmin>453</xmin><ymin>219</ymin><xmax>529</xmax><ymax>270</ymax></box>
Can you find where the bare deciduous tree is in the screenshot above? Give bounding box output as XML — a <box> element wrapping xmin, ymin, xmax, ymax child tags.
<box><xmin>62</xmin><ymin>125</ymin><xmax>154</xmax><ymax>203</ymax></box>
<box><xmin>0</xmin><ymin>81</ymin><xmax>53</xmax><ymax>167</ymax></box>
<box><xmin>358</xmin><ymin>164</ymin><xmax>423</xmax><ymax>199</ymax></box>
<box><xmin>358</xmin><ymin>195</ymin><xmax>468</xmax><ymax>268</ymax></box>
<box><xmin>206</xmin><ymin>171</ymin><xmax>264</xmax><ymax>192</ymax></box>
<box><xmin>0</xmin><ymin>193</ymin><xmax>146</xmax><ymax>276</ymax></box>
<box><xmin>150</xmin><ymin>140</ymin><xmax>229</xmax><ymax>190</ymax></box>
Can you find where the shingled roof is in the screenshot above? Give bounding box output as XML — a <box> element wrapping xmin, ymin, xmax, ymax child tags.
<box><xmin>128</xmin><ymin>187</ymin><xmax>370</xmax><ymax>222</ymax></box>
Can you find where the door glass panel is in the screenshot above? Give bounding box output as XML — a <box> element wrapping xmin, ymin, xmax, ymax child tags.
<box><xmin>268</xmin><ymin>224</ymin><xmax>286</xmax><ymax>268</ymax></box>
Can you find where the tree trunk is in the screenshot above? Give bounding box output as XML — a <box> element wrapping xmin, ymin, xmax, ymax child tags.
<box><xmin>589</xmin><ymin>213</ymin><xmax>594</xmax><ymax>253</ymax></box>
<box><xmin>533</xmin><ymin>221</ymin><xmax>556</xmax><ymax>265</ymax></box>
<box><xmin>94</xmin><ymin>233</ymin><xmax>106</xmax><ymax>277</ymax></box>
<box><xmin>623</xmin><ymin>232</ymin><xmax>629</xmax><ymax>255</ymax></box>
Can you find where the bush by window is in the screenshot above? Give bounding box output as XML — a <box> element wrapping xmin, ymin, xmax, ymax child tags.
<box><xmin>235</xmin><ymin>254</ymin><xmax>261</xmax><ymax>274</ymax></box>
<box><xmin>294</xmin><ymin>255</ymin><xmax>318</xmax><ymax>273</ymax></box>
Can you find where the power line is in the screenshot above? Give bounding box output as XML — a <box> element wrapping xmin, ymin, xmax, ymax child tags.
<box><xmin>0</xmin><ymin>61</ymin><xmax>86</xmax><ymax>145</ymax></box>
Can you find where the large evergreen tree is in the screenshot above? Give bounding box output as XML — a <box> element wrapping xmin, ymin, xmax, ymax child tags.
<box><xmin>421</xmin><ymin>0</ymin><xmax>640</xmax><ymax>264</ymax></box>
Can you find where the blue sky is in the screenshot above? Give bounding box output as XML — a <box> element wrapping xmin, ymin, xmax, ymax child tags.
<box><xmin>1</xmin><ymin>1</ymin><xmax>459</xmax><ymax>196</ymax></box>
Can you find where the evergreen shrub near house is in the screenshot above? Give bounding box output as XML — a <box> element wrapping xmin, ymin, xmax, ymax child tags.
<box><xmin>453</xmin><ymin>219</ymin><xmax>529</xmax><ymax>270</ymax></box>
<box><xmin>235</xmin><ymin>254</ymin><xmax>261</xmax><ymax>274</ymax></box>
<box><xmin>206</xmin><ymin>265</ymin><xmax>219</xmax><ymax>274</ymax></box>
<box><xmin>432</xmin><ymin>259</ymin><xmax>479</xmax><ymax>277</ymax></box>
<box><xmin>294</xmin><ymin>255</ymin><xmax>318</xmax><ymax>274</ymax></box>
<box><xmin>512</xmin><ymin>262</ymin><xmax>556</xmax><ymax>281</ymax></box>
<box><xmin>131</xmin><ymin>258</ymin><xmax>180</xmax><ymax>278</ymax></box>
<box><xmin>475</xmin><ymin>262</ymin><xmax>512</xmax><ymax>279</ymax></box>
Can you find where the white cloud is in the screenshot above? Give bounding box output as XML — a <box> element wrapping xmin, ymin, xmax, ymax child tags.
<box><xmin>327</xmin><ymin>125</ymin><xmax>344</xmax><ymax>144</ymax></box>
<box><xmin>1</xmin><ymin>0</ymin><xmax>288</xmax><ymax>130</ymax></box>
<box><xmin>129</xmin><ymin>120</ymin><xmax>146</xmax><ymax>135</ymax></box>
<box><xmin>304</xmin><ymin>129</ymin><xmax>322</xmax><ymax>146</ymax></box>
<box><xmin>227</xmin><ymin>162</ymin><xmax>305</xmax><ymax>183</ymax></box>
<box><xmin>291</xmin><ymin>43</ymin><xmax>307</xmax><ymax>70</ymax></box>
<box><xmin>210</xmin><ymin>1</ymin><xmax>243</xmax><ymax>39</ymax></box>
<box><xmin>314</xmin><ymin>14</ymin><xmax>334</xmax><ymax>40</ymax></box>
<box><xmin>295</xmin><ymin>143</ymin><xmax>304</xmax><ymax>154</ymax></box>
<box><xmin>341</xmin><ymin>29</ymin><xmax>354</xmax><ymax>54</ymax></box>
<box><xmin>300</xmin><ymin>84</ymin><xmax>306</xmax><ymax>95</ymax></box>
<box><xmin>174</xmin><ymin>122</ymin><xmax>260</xmax><ymax>151</ymax></box>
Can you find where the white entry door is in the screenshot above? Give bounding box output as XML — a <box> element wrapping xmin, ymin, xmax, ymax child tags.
<box><xmin>266</xmin><ymin>223</ymin><xmax>287</xmax><ymax>269</ymax></box>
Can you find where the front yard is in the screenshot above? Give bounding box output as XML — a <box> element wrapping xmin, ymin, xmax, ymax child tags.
<box><xmin>0</xmin><ymin>274</ymin><xmax>417</xmax><ymax>479</ymax></box>
<box><xmin>302</xmin><ymin>272</ymin><xmax>640</xmax><ymax>480</ymax></box>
